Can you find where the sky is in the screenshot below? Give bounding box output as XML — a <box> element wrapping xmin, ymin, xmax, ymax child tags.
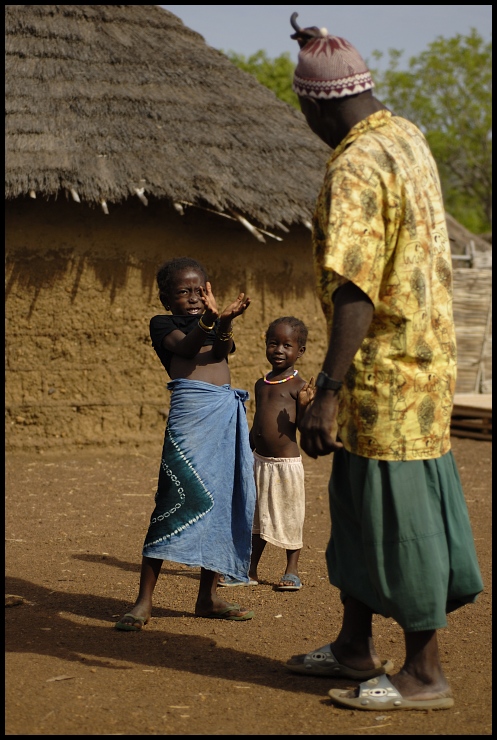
<box><xmin>160</xmin><ymin>5</ymin><xmax>492</xmax><ymax>67</ymax></box>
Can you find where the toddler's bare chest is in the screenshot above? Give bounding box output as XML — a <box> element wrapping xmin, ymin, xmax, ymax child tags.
<box><xmin>258</xmin><ymin>385</ymin><xmax>296</xmax><ymax>413</ymax></box>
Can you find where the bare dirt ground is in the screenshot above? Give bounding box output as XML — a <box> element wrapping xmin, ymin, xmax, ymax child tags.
<box><xmin>5</xmin><ymin>436</ymin><xmax>492</xmax><ymax>736</ymax></box>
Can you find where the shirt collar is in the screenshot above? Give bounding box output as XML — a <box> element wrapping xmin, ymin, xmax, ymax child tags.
<box><xmin>329</xmin><ymin>109</ymin><xmax>393</xmax><ymax>163</ymax></box>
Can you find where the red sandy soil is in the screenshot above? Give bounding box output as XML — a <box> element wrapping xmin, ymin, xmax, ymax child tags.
<box><xmin>5</xmin><ymin>436</ymin><xmax>491</xmax><ymax>735</ymax></box>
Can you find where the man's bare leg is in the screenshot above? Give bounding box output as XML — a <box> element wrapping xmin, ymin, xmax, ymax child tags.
<box><xmin>387</xmin><ymin>630</ymin><xmax>451</xmax><ymax>700</ymax></box>
<box><xmin>323</xmin><ymin>599</ymin><xmax>451</xmax><ymax>701</ymax></box>
<box><xmin>324</xmin><ymin>595</ymin><xmax>383</xmax><ymax>671</ymax></box>
<box><xmin>287</xmin><ymin>595</ymin><xmax>382</xmax><ymax>671</ymax></box>
<box><xmin>333</xmin><ymin>603</ymin><xmax>451</xmax><ymax>698</ymax></box>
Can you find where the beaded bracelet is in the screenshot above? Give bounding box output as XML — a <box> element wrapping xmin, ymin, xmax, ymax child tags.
<box><xmin>198</xmin><ymin>315</ymin><xmax>215</xmax><ymax>332</ymax></box>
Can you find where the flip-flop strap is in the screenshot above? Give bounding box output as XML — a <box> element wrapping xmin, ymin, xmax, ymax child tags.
<box><xmin>218</xmin><ymin>603</ymin><xmax>240</xmax><ymax>614</ymax></box>
<box><xmin>304</xmin><ymin>645</ymin><xmax>337</xmax><ymax>667</ymax></box>
<box><xmin>123</xmin><ymin>613</ymin><xmax>146</xmax><ymax>623</ymax></box>
<box><xmin>279</xmin><ymin>574</ymin><xmax>300</xmax><ymax>585</ymax></box>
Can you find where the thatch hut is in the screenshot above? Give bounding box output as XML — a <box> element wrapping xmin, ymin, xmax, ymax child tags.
<box><xmin>5</xmin><ymin>5</ymin><xmax>491</xmax><ymax>453</ymax></box>
<box><xmin>5</xmin><ymin>4</ymin><xmax>331</xmax><ymax>452</ymax></box>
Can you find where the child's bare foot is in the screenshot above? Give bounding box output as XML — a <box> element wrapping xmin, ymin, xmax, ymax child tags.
<box><xmin>195</xmin><ymin>593</ymin><xmax>254</xmax><ymax>620</ymax></box>
<box><xmin>218</xmin><ymin>575</ymin><xmax>258</xmax><ymax>587</ymax></box>
<box><xmin>115</xmin><ymin>604</ymin><xmax>151</xmax><ymax>631</ymax></box>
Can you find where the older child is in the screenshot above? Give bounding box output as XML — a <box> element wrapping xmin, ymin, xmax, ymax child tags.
<box><xmin>220</xmin><ymin>316</ymin><xmax>313</xmax><ymax>591</ymax></box>
<box><xmin>115</xmin><ymin>257</ymin><xmax>256</xmax><ymax>629</ymax></box>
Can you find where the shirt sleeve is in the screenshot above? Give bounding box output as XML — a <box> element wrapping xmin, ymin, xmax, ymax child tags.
<box><xmin>149</xmin><ymin>315</ymin><xmax>178</xmax><ymax>350</ymax></box>
<box><xmin>321</xmin><ymin>148</ymin><xmax>390</xmax><ymax>308</ymax></box>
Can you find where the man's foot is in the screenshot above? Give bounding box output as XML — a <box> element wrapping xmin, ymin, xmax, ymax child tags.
<box><xmin>329</xmin><ymin>628</ymin><xmax>452</xmax><ymax>706</ymax></box>
<box><xmin>286</xmin><ymin>642</ymin><xmax>393</xmax><ymax>678</ymax></box>
<box><xmin>319</xmin><ymin>640</ymin><xmax>384</xmax><ymax>673</ymax></box>
<box><xmin>329</xmin><ymin>672</ymin><xmax>453</xmax><ymax>710</ymax></box>
<box><xmin>383</xmin><ymin>669</ymin><xmax>451</xmax><ymax>702</ymax></box>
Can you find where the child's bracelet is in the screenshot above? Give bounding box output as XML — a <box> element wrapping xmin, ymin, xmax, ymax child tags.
<box><xmin>216</xmin><ymin>328</ymin><xmax>233</xmax><ymax>342</ymax></box>
<box><xmin>198</xmin><ymin>315</ymin><xmax>215</xmax><ymax>332</ymax></box>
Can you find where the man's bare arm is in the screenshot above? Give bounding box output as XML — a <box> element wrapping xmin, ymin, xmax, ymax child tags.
<box><xmin>299</xmin><ymin>281</ymin><xmax>374</xmax><ymax>458</ymax></box>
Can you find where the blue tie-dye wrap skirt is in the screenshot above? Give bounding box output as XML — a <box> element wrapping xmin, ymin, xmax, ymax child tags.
<box><xmin>142</xmin><ymin>379</ymin><xmax>256</xmax><ymax>582</ymax></box>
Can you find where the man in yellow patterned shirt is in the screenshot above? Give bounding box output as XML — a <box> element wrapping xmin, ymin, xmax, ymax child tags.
<box><xmin>286</xmin><ymin>13</ymin><xmax>482</xmax><ymax>712</ymax></box>
<box><xmin>313</xmin><ymin>108</ymin><xmax>457</xmax><ymax>461</ymax></box>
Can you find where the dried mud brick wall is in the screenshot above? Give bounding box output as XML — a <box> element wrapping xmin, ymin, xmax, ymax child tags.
<box><xmin>6</xmin><ymin>198</ymin><xmax>327</xmax><ymax>452</ymax></box>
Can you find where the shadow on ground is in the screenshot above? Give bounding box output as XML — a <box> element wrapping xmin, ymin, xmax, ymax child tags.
<box><xmin>5</xmin><ymin>575</ymin><xmax>338</xmax><ymax>696</ymax></box>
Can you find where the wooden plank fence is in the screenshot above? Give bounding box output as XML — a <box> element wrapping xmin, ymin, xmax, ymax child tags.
<box><xmin>451</xmin><ymin>393</ymin><xmax>492</xmax><ymax>442</ymax></box>
<box><xmin>452</xmin><ymin>268</ymin><xmax>492</xmax><ymax>394</ymax></box>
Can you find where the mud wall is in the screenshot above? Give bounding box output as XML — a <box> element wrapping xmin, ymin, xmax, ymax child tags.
<box><xmin>6</xmin><ymin>197</ymin><xmax>327</xmax><ymax>453</ymax></box>
<box><xmin>7</xmin><ymin>198</ymin><xmax>488</xmax><ymax>453</ymax></box>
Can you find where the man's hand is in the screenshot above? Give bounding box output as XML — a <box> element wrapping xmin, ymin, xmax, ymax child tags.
<box><xmin>299</xmin><ymin>390</ymin><xmax>343</xmax><ymax>458</ymax></box>
<box><xmin>299</xmin><ymin>280</ymin><xmax>373</xmax><ymax>457</ymax></box>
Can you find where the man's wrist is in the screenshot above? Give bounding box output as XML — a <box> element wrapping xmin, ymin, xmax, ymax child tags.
<box><xmin>315</xmin><ymin>371</ymin><xmax>343</xmax><ymax>392</ymax></box>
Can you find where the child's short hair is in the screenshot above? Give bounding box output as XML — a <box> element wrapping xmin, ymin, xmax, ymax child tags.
<box><xmin>156</xmin><ymin>257</ymin><xmax>209</xmax><ymax>308</ymax></box>
<box><xmin>266</xmin><ymin>317</ymin><xmax>308</xmax><ymax>347</ymax></box>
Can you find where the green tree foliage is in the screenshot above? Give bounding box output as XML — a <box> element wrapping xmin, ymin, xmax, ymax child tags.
<box><xmin>370</xmin><ymin>30</ymin><xmax>492</xmax><ymax>233</ymax></box>
<box><xmin>224</xmin><ymin>50</ymin><xmax>300</xmax><ymax>109</ymax></box>
<box><xmin>226</xmin><ymin>33</ymin><xmax>491</xmax><ymax>234</ymax></box>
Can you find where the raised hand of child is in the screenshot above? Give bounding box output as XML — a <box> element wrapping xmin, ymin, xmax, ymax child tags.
<box><xmin>220</xmin><ymin>293</ymin><xmax>251</xmax><ymax>322</ymax></box>
<box><xmin>298</xmin><ymin>376</ymin><xmax>316</xmax><ymax>410</ymax></box>
<box><xmin>297</xmin><ymin>376</ymin><xmax>316</xmax><ymax>429</ymax></box>
<box><xmin>198</xmin><ymin>281</ymin><xmax>219</xmax><ymax>322</ymax></box>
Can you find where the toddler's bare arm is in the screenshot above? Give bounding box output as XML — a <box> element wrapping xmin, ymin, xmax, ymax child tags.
<box><xmin>297</xmin><ymin>377</ymin><xmax>316</xmax><ymax>429</ymax></box>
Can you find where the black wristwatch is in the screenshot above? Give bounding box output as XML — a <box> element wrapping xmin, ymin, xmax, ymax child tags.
<box><xmin>315</xmin><ymin>371</ymin><xmax>343</xmax><ymax>392</ymax></box>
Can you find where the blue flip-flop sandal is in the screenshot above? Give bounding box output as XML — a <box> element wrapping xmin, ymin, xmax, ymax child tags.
<box><xmin>275</xmin><ymin>574</ymin><xmax>302</xmax><ymax>591</ymax></box>
<box><xmin>218</xmin><ymin>576</ymin><xmax>258</xmax><ymax>587</ymax></box>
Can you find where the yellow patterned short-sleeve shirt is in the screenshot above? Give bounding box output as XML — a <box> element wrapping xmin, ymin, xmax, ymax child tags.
<box><xmin>313</xmin><ymin>110</ymin><xmax>456</xmax><ymax>460</ymax></box>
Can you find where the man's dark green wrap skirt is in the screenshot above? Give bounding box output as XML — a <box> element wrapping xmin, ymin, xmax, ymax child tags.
<box><xmin>326</xmin><ymin>448</ymin><xmax>483</xmax><ymax>631</ymax></box>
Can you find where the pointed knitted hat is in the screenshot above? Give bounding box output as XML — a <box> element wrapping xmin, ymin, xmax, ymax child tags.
<box><xmin>290</xmin><ymin>13</ymin><xmax>374</xmax><ymax>100</ymax></box>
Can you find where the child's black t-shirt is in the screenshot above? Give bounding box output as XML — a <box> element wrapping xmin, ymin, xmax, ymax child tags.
<box><xmin>149</xmin><ymin>315</ymin><xmax>234</xmax><ymax>377</ymax></box>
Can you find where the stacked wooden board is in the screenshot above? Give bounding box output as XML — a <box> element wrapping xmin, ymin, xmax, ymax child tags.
<box><xmin>451</xmin><ymin>394</ymin><xmax>492</xmax><ymax>441</ymax></box>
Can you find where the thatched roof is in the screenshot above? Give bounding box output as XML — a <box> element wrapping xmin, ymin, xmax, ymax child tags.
<box><xmin>6</xmin><ymin>5</ymin><xmax>491</xmax><ymax>248</ymax></box>
<box><xmin>5</xmin><ymin>4</ymin><xmax>330</xmax><ymax>229</ymax></box>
